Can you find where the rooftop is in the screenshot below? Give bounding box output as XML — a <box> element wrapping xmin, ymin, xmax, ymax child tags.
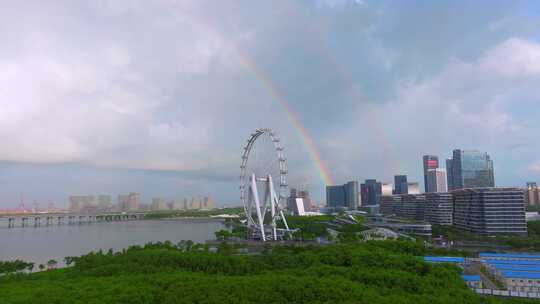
<box><xmin>462</xmin><ymin>274</ymin><xmax>481</xmax><ymax>282</ymax></box>
<box><xmin>480</xmin><ymin>253</ymin><xmax>540</xmax><ymax>260</ymax></box>
<box><xmin>488</xmin><ymin>264</ymin><xmax>540</xmax><ymax>272</ymax></box>
<box><xmin>483</xmin><ymin>258</ymin><xmax>540</xmax><ymax>266</ymax></box>
<box><xmin>501</xmin><ymin>271</ymin><xmax>540</xmax><ymax>279</ymax></box>
<box><xmin>424</xmin><ymin>256</ymin><xmax>465</xmax><ymax>263</ymax></box>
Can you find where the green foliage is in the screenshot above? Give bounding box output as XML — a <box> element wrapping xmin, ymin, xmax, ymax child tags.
<box><xmin>215</xmin><ymin>229</ymin><xmax>233</xmax><ymax>240</ymax></box>
<box><xmin>526</xmin><ymin>205</ymin><xmax>540</xmax><ymax>212</ymax></box>
<box><xmin>144</xmin><ymin>208</ymin><xmax>244</xmax><ymax>220</ymax></box>
<box><xmin>0</xmin><ymin>260</ymin><xmax>33</xmax><ymax>274</ymax></box>
<box><xmin>494</xmin><ymin>221</ymin><xmax>540</xmax><ymax>250</ymax></box>
<box><xmin>527</xmin><ymin>220</ymin><xmax>540</xmax><ymax>237</ymax></box>
<box><xmin>432</xmin><ymin>225</ymin><xmax>478</xmax><ymax>241</ymax></box>
<box><xmin>283</xmin><ymin>215</ymin><xmax>333</xmax><ymax>240</ymax></box>
<box><xmin>0</xmin><ymin>240</ymin><xmax>532</xmax><ymax>303</ymax></box>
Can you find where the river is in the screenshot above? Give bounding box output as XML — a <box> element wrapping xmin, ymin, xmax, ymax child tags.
<box><xmin>0</xmin><ymin>218</ymin><xmax>224</xmax><ymax>266</ymax></box>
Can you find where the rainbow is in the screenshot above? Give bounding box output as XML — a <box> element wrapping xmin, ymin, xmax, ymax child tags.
<box><xmin>237</xmin><ymin>55</ymin><xmax>335</xmax><ymax>186</ymax></box>
<box><xmin>182</xmin><ymin>14</ymin><xmax>336</xmax><ymax>186</ymax></box>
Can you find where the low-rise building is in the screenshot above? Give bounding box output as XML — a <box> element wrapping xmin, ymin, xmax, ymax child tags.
<box><xmin>462</xmin><ymin>275</ymin><xmax>482</xmax><ymax>289</ymax></box>
<box><xmin>481</xmin><ymin>253</ymin><xmax>540</xmax><ymax>292</ymax></box>
<box><xmin>526</xmin><ymin>182</ymin><xmax>540</xmax><ymax>206</ymax></box>
<box><xmin>380</xmin><ymin>194</ymin><xmax>426</xmax><ymax>221</ymax></box>
<box><xmin>424</xmin><ymin>192</ymin><xmax>453</xmax><ymax>225</ymax></box>
<box><xmin>400</xmin><ymin>194</ymin><xmax>425</xmax><ymax>220</ymax></box>
<box><xmin>380</xmin><ymin>195</ymin><xmax>401</xmax><ymax>216</ymax></box>
<box><xmin>452</xmin><ymin>188</ymin><xmax>527</xmax><ymax>236</ymax></box>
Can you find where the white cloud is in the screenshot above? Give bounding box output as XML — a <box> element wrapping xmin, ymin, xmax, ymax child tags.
<box><xmin>480</xmin><ymin>38</ymin><xmax>540</xmax><ymax>79</ymax></box>
<box><xmin>326</xmin><ymin>37</ymin><xmax>540</xmax><ymax>183</ymax></box>
<box><xmin>530</xmin><ymin>162</ymin><xmax>540</xmax><ymax>174</ymax></box>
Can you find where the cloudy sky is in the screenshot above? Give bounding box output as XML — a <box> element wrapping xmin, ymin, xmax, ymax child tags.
<box><xmin>1</xmin><ymin>0</ymin><xmax>540</xmax><ymax>208</ymax></box>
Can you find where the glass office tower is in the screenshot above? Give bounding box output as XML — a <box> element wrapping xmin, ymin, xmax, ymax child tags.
<box><xmin>361</xmin><ymin>179</ymin><xmax>382</xmax><ymax>205</ymax></box>
<box><xmin>446</xmin><ymin>149</ymin><xmax>494</xmax><ymax>190</ymax></box>
<box><xmin>326</xmin><ymin>181</ymin><xmax>359</xmax><ymax>210</ymax></box>
<box><xmin>393</xmin><ymin>175</ymin><xmax>408</xmax><ymax>194</ymax></box>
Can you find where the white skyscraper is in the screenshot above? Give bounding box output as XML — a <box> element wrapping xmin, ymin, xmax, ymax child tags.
<box><xmin>427</xmin><ymin>168</ymin><xmax>448</xmax><ymax>193</ymax></box>
<box><xmin>381</xmin><ymin>183</ymin><xmax>393</xmax><ymax>196</ymax></box>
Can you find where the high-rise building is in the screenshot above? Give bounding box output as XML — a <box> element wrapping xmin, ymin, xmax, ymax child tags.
<box><xmin>171</xmin><ymin>199</ymin><xmax>184</xmax><ymax>210</ymax></box>
<box><xmin>69</xmin><ymin>195</ymin><xmax>97</xmax><ymax>212</ymax></box>
<box><xmin>118</xmin><ymin>193</ymin><xmax>140</xmax><ymax>211</ymax></box>
<box><xmin>426</xmin><ymin>168</ymin><xmax>448</xmax><ymax>193</ymax></box>
<box><xmin>151</xmin><ymin>198</ymin><xmax>169</xmax><ymax>211</ymax></box>
<box><xmin>445</xmin><ymin>158</ymin><xmax>454</xmax><ymax>190</ymax></box>
<box><xmin>345</xmin><ymin>181</ymin><xmax>359</xmax><ymax>210</ymax></box>
<box><xmin>118</xmin><ymin>195</ymin><xmax>129</xmax><ymax>211</ymax></box>
<box><xmin>202</xmin><ymin>197</ymin><xmax>215</xmax><ymax>209</ymax></box>
<box><xmin>423</xmin><ymin>155</ymin><xmax>439</xmax><ymax>192</ymax></box>
<box><xmin>452</xmin><ymin>188</ymin><xmax>526</xmax><ymax>236</ymax></box>
<box><xmin>361</xmin><ymin>179</ymin><xmax>382</xmax><ymax>206</ymax></box>
<box><xmin>381</xmin><ymin>183</ymin><xmax>393</xmax><ymax>196</ymax></box>
<box><xmin>424</xmin><ymin>192</ymin><xmax>453</xmax><ymax>225</ymax></box>
<box><xmin>393</xmin><ymin>175</ymin><xmax>408</xmax><ymax>194</ymax></box>
<box><xmin>127</xmin><ymin>193</ymin><xmax>140</xmax><ymax>211</ymax></box>
<box><xmin>526</xmin><ymin>182</ymin><xmax>540</xmax><ymax>206</ymax></box>
<box><xmin>98</xmin><ymin>195</ymin><xmax>112</xmax><ymax>210</ymax></box>
<box><xmin>326</xmin><ymin>181</ymin><xmax>359</xmax><ymax>210</ymax></box>
<box><xmin>446</xmin><ymin>149</ymin><xmax>495</xmax><ymax>190</ymax></box>
<box><xmin>188</xmin><ymin>197</ymin><xmax>202</xmax><ymax>209</ymax></box>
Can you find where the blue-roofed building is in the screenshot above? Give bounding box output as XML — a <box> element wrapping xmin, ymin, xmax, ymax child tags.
<box><xmin>483</xmin><ymin>258</ymin><xmax>540</xmax><ymax>266</ymax></box>
<box><xmin>487</xmin><ymin>264</ymin><xmax>540</xmax><ymax>273</ymax></box>
<box><xmin>480</xmin><ymin>253</ymin><xmax>540</xmax><ymax>261</ymax></box>
<box><xmin>462</xmin><ymin>275</ymin><xmax>482</xmax><ymax>288</ymax></box>
<box><xmin>502</xmin><ymin>271</ymin><xmax>540</xmax><ymax>292</ymax></box>
<box><xmin>424</xmin><ymin>256</ymin><xmax>465</xmax><ymax>264</ymax></box>
<box><xmin>480</xmin><ymin>252</ymin><xmax>540</xmax><ymax>292</ymax></box>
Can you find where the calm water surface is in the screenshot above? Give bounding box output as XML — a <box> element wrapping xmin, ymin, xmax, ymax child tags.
<box><xmin>0</xmin><ymin>218</ymin><xmax>224</xmax><ymax>265</ymax></box>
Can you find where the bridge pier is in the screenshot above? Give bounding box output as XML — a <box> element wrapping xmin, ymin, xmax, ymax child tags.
<box><xmin>4</xmin><ymin>212</ymin><xmax>146</xmax><ymax>228</ymax></box>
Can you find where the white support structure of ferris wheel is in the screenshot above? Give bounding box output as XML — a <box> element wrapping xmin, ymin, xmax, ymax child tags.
<box><xmin>240</xmin><ymin>128</ymin><xmax>290</xmax><ymax>241</ymax></box>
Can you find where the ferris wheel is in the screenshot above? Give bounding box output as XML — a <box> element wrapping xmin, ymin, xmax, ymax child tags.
<box><xmin>240</xmin><ymin>128</ymin><xmax>290</xmax><ymax>241</ymax></box>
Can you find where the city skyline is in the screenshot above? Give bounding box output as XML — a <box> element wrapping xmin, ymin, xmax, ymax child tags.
<box><xmin>1</xmin><ymin>1</ymin><xmax>540</xmax><ymax>207</ymax></box>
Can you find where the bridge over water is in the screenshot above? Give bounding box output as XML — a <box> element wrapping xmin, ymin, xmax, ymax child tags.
<box><xmin>0</xmin><ymin>212</ymin><xmax>147</xmax><ymax>228</ymax></box>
